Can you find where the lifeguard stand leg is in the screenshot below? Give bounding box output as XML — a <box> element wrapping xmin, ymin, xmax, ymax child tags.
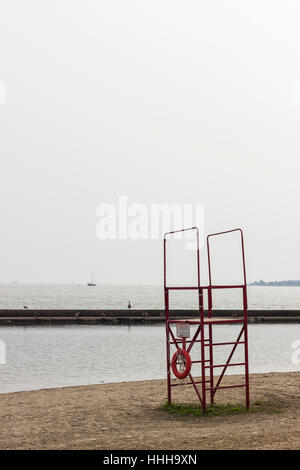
<box><xmin>208</xmin><ymin>287</ymin><xmax>214</xmax><ymax>404</ymax></box>
<box><xmin>164</xmin><ymin>237</ymin><xmax>172</xmax><ymax>404</ymax></box>
<box><xmin>243</xmin><ymin>287</ymin><xmax>250</xmax><ymax>410</ymax></box>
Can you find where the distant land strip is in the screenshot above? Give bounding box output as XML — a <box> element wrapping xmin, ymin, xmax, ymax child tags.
<box><xmin>0</xmin><ymin>309</ymin><xmax>299</xmax><ymax>324</ymax></box>
<box><xmin>250</xmin><ymin>280</ymin><xmax>300</xmax><ymax>286</ymax></box>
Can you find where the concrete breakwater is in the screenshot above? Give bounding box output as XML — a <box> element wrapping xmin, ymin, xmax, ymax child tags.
<box><xmin>0</xmin><ymin>309</ymin><xmax>299</xmax><ymax>324</ymax></box>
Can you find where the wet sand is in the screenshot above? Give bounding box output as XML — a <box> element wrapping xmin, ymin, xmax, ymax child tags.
<box><xmin>0</xmin><ymin>371</ymin><xmax>299</xmax><ymax>450</ymax></box>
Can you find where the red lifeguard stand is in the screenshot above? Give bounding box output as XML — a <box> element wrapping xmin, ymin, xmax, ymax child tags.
<box><xmin>164</xmin><ymin>227</ymin><xmax>250</xmax><ymax>413</ymax></box>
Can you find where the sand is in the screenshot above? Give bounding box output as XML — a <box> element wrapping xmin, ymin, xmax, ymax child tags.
<box><xmin>0</xmin><ymin>371</ymin><xmax>299</xmax><ymax>450</ymax></box>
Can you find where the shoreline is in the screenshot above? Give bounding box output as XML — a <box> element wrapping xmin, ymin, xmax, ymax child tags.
<box><xmin>0</xmin><ymin>371</ymin><xmax>299</xmax><ymax>449</ymax></box>
<box><xmin>0</xmin><ymin>367</ymin><xmax>297</xmax><ymax>396</ymax></box>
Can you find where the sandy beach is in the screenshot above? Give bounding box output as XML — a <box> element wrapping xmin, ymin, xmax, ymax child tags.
<box><xmin>0</xmin><ymin>371</ymin><xmax>299</xmax><ymax>450</ymax></box>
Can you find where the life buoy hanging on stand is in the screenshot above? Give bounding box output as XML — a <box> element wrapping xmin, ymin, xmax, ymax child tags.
<box><xmin>171</xmin><ymin>348</ymin><xmax>191</xmax><ymax>379</ymax></box>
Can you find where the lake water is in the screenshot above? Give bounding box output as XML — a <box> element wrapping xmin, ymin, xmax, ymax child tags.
<box><xmin>1</xmin><ymin>283</ymin><xmax>300</xmax><ymax>310</ymax></box>
<box><xmin>0</xmin><ymin>323</ymin><xmax>299</xmax><ymax>394</ymax></box>
<box><xmin>0</xmin><ymin>284</ymin><xmax>299</xmax><ymax>394</ymax></box>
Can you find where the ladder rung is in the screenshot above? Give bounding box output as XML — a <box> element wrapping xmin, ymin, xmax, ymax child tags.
<box><xmin>206</xmin><ymin>384</ymin><xmax>246</xmax><ymax>391</ymax></box>
<box><xmin>170</xmin><ymin>340</ymin><xmax>202</xmax><ymax>345</ymax></box>
<box><xmin>191</xmin><ymin>359</ymin><xmax>210</xmax><ymax>364</ymax></box>
<box><xmin>204</xmin><ymin>341</ymin><xmax>245</xmax><ymax>347</ymax></box>
<box><xmin>171</xmin><ymin>379</ymin><xmax>211</xmax><ymax>387</ymax></box>
<box><xmin>205</xmin><ymin>362</ymin><xmax>245</xmax><ymax>369</ymax></box>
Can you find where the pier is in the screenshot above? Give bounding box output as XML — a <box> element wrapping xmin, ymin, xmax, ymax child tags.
<box><xmin>0</xmin><ymin>309</ymin><xmax>299</xmax><ymax>325</ymax></box>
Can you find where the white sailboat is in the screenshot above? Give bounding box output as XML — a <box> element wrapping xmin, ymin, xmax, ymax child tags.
<box><xmin>87</xmin><ymin>271</ymin><xmax>96</xmax><ymax>287</ymax></box>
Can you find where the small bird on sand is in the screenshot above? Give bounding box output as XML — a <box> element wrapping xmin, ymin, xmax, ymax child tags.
<box><xmin>128</xmin><ymin>301</ymin><xmax>132</xmax><ymax>309</ymax></box>
<box><xmin>23</xmin><ymin>306</ymin><xmax>28</xmax><ymax>309</ymax></box>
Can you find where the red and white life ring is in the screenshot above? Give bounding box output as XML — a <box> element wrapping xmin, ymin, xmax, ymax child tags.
<box><xmin>171</xmin><ymin>348</ymin><xmax>191</xmax><ymax>379</ymax></box>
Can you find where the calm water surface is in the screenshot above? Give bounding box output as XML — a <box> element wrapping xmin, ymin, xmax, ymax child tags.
<box><xmin>1</xmin><ymin>283</ymin><xmax>300</xmax><ymax>309</ymax></box>
<box><xmin>0</xmin><ymin>324</ymin><xmax>299</xmax><ymax>394</ymax></box>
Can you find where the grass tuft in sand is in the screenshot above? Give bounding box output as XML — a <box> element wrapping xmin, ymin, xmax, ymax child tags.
<box><xmin>162</xmin><ymin>400</ymin><xmax>285</xmax><ymax>416</ymax></box>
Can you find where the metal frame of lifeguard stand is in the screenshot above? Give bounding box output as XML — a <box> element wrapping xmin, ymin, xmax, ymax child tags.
<box><xmin>164</xmin><ymin>227</ymin><xmax>250</xmax><ymax>413</ymax></box>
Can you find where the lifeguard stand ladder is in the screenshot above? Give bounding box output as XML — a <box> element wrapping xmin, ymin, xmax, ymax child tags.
<box><xmin>164</xmin><ymin>227</ymin><xmax>250</xmax><ymax>413</ymax></box>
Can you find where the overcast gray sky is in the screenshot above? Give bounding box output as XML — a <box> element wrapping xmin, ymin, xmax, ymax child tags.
<box><xmin>0</xmin><ymin>1</ymin><xmax>300</xmax><ymax>284</ymax></box>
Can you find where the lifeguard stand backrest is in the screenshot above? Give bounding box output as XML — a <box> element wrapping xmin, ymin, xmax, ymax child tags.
<box><xmin>207</xmin><ymin>228</ymin><xmax>247</xmax><ymax>287</ymax></box>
